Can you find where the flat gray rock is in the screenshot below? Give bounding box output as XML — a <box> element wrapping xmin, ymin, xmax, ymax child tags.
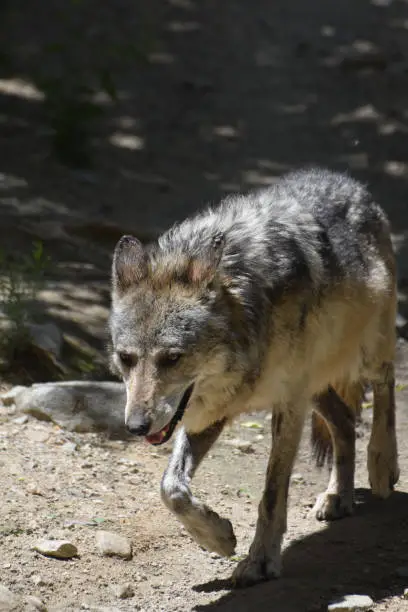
<box><xmin>2</xmin><ymin>381</ymin><xmax>127</xmax><ymax>436</ymax></box>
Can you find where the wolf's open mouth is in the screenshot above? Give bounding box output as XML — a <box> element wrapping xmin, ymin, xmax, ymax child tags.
<box><xmin>145</xmin><ymin>384</ymin><xmax>194</xmax><ymax>446</ymax></box>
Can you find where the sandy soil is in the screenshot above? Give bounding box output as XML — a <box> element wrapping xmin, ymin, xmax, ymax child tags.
<box><xmin>2</xmin><ymin>346</ymin><xmax>408</xmax><ymax>612</ymax></box>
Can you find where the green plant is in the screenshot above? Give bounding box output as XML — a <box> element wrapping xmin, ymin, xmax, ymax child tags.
<box><xmin>0</xmin><ymin>241</ymin><xmax>50</xmax><ymax>352</ymax></box>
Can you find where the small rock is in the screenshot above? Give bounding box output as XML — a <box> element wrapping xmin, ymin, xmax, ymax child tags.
<box><xmin>61</xmin><ymin>442</ymin><xmax>77</xmax><ymax>454</ymax></box>
<box><xmin>0</xmin><ymin>584</ymin><xmax>20</xmax><ymax>611</ymax></box>
<box><xmin>96</xmin><ymin>531</ymin><xmax>132</xmax><ymax>560</ymax></box>
<box><xmin>27</xmin><ymin>484</ymin><xmax>44</xmax><ymax>496</ymax></box>
<box><xmin>25</xmin><ymin>595</ymin><xmax>47</xmax><ymax>611</ymax></box>
<box><xmin>328</xmin><ymin>594</ymin><xmax>374</xmax><ymax>611</ymax></box>
<box><xmin>224</xmin><ymin>439</ymin><xmax>254</xmax><ymax>453</ymax></box>
<box><xmin>31</xmin><ymin>576</ymin><xmax>47</xmax><ymax>587</ymax></box>
<box><xmin>34</xmin><ymin>539</ymin><xmax>78</xmax><ymax>559</ymax></box>
<box><xmin>396</xmin><ymin>566</ymin><xmax>408</xmax><ymax>578</ymax></box>
<box><xmin>12</xmin><ymin>415</ymin><xmax>28</xmax><ymax>425</ymax></box>
<box><xmin>110</xmin><ymin>583</ymin><xmax>135</xmax><ymax>599</ymax></box>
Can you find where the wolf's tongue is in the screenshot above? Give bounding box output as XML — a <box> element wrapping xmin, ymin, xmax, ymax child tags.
<box><xmin>145</xmin><ymin>423</ymin><xmax>170</xmax><ymax>445</ymax></box>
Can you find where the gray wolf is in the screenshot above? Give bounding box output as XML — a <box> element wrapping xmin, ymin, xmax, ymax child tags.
<box><xmin>109</xmin><ymin>168</ymin><xmax>398</xmax><ymax>587</ymax></box>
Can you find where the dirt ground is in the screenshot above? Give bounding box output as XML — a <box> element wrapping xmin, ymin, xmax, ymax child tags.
<box><xmin>3</xmin><ymin>0</ymin><xmax>408</xmax><ymax>610</ymax></box>
<box><xmin>3</xmin><ymin>348</ymin><xmax>408</xmax><ymax>612</ymax></box>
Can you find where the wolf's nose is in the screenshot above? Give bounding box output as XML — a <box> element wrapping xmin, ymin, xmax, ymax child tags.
<box><xmin>126</xmin><ymin>413</ymin><xmax>151</xmax><ymax>436</ymax></box>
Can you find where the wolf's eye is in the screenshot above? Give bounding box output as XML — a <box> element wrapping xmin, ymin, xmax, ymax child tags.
<box><xmin>159</xmin><ymin>352</ymin><xmax>182</xmax><ymax>368</ymax></box>
<box><xmin>118</xmin><ymin>352</ymin><xmax>135</xmax><ymax>368</ymax></box>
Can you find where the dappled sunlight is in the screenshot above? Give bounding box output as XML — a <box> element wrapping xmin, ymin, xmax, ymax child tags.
<box><xmin>40</xmin><ymin>282</ymin><xmax>109</xmax><ymax>338</ymax></box>
<box><xmin>0</xmin><ymin>78</ymin><xmax>44</xmax><ymax>102</ymax></box>
<box><xmin>241</xmin><ymin>169</ymin><xmax>277</xmax><ymax>187</ymax></box>
<box><xmin>108</xmin><ymin>131</ymin><xmax>144</xmax><ymax>151</ymax></box>
<box><xmin>2</xmin><ymin>194</ymin><xmax>71</xmax><ymax>217</ymax></box>
<box><xmin>2</xmin><ymin>0</ymin><xmax>408</xmax><ymax>239</ymax></box>
<box><xmin>321</xmin><ymin>39</ymin><xmax>389</xmax><ymax>69</ymax></box>
<box><xmin>383</xmin><ymin>161</ymin><xmax>408</xmax><ymax>178</ymax></box>
<box><xmin>331</xmin><ymin>104</ymin><xmax>382</xmax><ymax>125</ymax></box>
<box><xmin>212</xmin><ymin>125</ymin><xmax>240</xmax><ymax>139</ymax></box>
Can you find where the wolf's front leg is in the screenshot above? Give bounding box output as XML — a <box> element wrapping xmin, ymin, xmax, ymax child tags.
<box><xmin>232</xmin><ymin>404</ymin><xmax>306</xmax><ymax>587</ymax></box>
<box><xmin>161</xmin><ymin>420</ymin><xmax>236</xmax><ymax>557</ymax></box>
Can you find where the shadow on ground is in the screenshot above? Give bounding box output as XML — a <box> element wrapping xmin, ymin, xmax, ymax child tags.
<box><xmin>193</xmin><ymin>488</ymin><xmax>408</xmax><ymax>612</ymax></box>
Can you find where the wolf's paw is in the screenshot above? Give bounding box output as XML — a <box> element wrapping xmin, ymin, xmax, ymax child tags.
<box><xmin>231</xmin><ymin>552</ymin><xmax>281</xmax><ymax>588</ymax></box>
<box><xmin>313</xmin><ymin>492</ymin><xmax>354</xmax><ymax>521</ymax></box>
<box><xmin>368</xmin><ymin>446</ymin><xmax>399</xmax><ymax>499</ymax></box>
<box><xmin>184</xmin><ymin>508</ymin><xmax>237</xmax><ymax>557</ymax></box>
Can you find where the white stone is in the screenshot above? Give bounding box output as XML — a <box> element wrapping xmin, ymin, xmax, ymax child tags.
<box><xmin>328</xmin><ymin>594</ymin><xmax>374</xmax><ymax>611</ymax></box>
<box><xmin>96</xmin><ymin>531</ymin><xmax>132</xmax><ymax>560</ymax></box>
<box><xmin>224</xmin><ymin>439</ymin><xmax>254</xmax><ymax>453</ymax></box>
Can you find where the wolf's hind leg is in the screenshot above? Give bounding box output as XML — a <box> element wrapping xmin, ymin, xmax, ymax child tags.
<box><xmin>312</xmin><ymin>384</ymin><xmax>360</xmax><ymax>521</ymax></box>
<box><xmin>161</xmin><ymin>420</ymin><xmax>236</xmax><ymax>557</ymax></box>
<box><xmin>368</xmin><ymin>361</ymin><xmax>399</xmax><ymax>498</ymax></box>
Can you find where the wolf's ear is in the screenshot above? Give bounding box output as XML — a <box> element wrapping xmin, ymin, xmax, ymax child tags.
<box><xmin>187</xmin><ymin>233</ymin><xmax>225</xmax><ymax>285</ymax></box>
<box><xmin>112</xmin><ymin>235</ymin><xmax>147</xmax><ymax>294</ymax></box>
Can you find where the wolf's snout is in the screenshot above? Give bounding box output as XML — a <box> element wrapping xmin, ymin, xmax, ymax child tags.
<box><xmin>125</xmin><ymin>411</ymin><xmax>151</xmax><ymax>436</ymax></box>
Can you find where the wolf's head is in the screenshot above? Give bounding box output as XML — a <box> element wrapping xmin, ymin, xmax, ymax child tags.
<box><xmin>109</xmin><ymin>233</ymin><xmax>235</xmax><ymax>444</ymax></box>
